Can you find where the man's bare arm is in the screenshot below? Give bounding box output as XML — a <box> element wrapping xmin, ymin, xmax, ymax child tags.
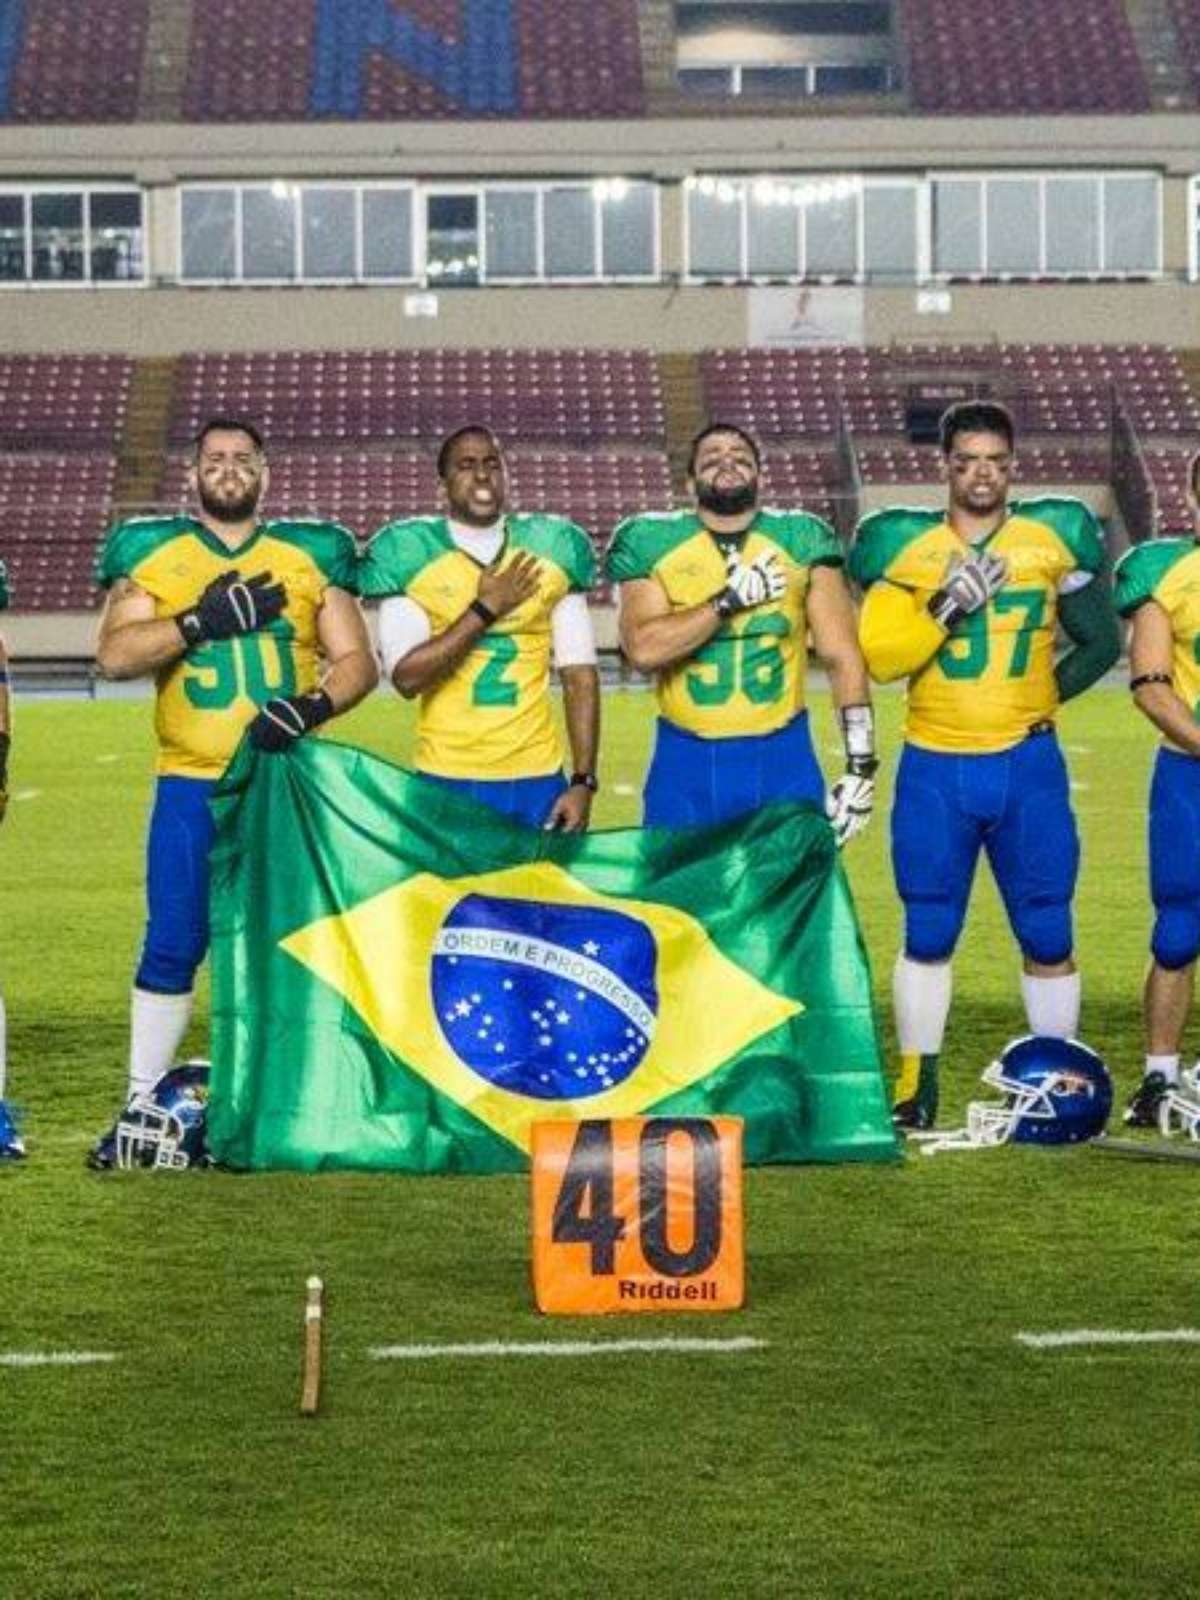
<box><xmin>95</xmin><ymin>579</ymin><xmax>189</xmax><ymax>681</ymax></box>
<box><xmin>617</xmin><ymin>577</ymin><xmax>723</xmax><ymax>675</ymax></box>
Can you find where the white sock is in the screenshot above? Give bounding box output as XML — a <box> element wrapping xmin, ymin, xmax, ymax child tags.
<box><xmin>893</xmin><ymin>954</ymin><xmax>953</xmax><ymax>1055</ymax></box>
<box><xmin>129</xmin><ymin>987</ymin><xmax>194</xmax><ymax>1098</ymax></box>
<box><xmin>0</xmin><ymin>991</ymin><xmax>6</xmax><ymax>1100</ymax></box>
<box><xmin>1145</xmin><ymin>1053</ymin><xmax>1180</xmax><ymax>1085</ymax></box>
<box><xmin>1020</xmin><ymin>972</ymin><xmax>1080</xmax><ymax>1039</ymax></box>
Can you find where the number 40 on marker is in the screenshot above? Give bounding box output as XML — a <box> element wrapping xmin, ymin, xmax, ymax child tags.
<box><xmin>531</xmin><ymin>1117</ymin><xmax>745</xmax><ymax>1315</ymax></box>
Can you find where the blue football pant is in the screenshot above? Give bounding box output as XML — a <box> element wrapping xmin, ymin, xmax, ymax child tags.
<box><xmin>1148</xmin><ymin>747</ymin><xmax>1200</xmax><ymax>969</ymax></box>
<box><xmin>642</xmin><ymin>712</ymin><xmax>825</xmax><ymax>829</ymax></box>
<box><xmin>892</xmin><ymin>734</ymin><xmax>1079</xmax><ymax>966</ymax></box>
<box><xmin>135</xmin><ymin>775</ymin><xmax>218</xmax><ymax>995</ymax></box>
<box><xmin>416</xmin><ymin>770</ymin><xmax>568</xmax><ymax>829</ymax></box>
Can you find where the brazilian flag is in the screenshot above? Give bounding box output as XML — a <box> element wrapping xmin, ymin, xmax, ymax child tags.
<box><xmin>207</xmin><ymin>739</ymin><xmax>898</xmax><ymax>1172</ymax></box>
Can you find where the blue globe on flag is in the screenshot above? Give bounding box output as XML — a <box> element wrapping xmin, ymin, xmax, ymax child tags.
<box><xmin>430</xmin><ymin>893</ymin><xmax>659</xmax><ymax>1099</ymax></box>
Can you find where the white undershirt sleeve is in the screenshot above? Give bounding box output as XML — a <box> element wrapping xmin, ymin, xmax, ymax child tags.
<box><xmin>377</xmin><ymin>594</ymin><xmax>433</xmax><ymax>681</ymax></box>
<box><xmin>551</xmin><ymin>590</ymin><xmax>598</xmax><ymax>669</ymax></box>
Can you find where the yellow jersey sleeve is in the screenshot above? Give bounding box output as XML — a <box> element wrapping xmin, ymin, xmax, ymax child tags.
<box><xmin>99</xmin><ymin>516</ymin><xmax>352</xmax><ymax>778</ymax></box>
<box><xmin>607</xmin><ymin>509</ymin><xmax>841</xmax><ymax>740</ymax></box>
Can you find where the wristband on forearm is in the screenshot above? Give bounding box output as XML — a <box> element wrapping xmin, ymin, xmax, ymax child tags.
<box><xmin>469</xmin><ymin>598</ymin><xmax>497</xmax><ymax>627</ymax></box>
<box><xmin>838</xmin><ymin>704</ymin><xmax>879</xmax><ymax>775</ymax></box>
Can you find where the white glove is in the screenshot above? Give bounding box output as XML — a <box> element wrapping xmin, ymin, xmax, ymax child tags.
<box><xmin>929</xmin><ymin>550</ymin><xmax>1007</xmax><ymax>629</ymax></box>
<box><xmin>825</xmin><ymin>770</ymin><xmax>875</xmax><ymax>848</ymax></box>
<box><xmin>718</xmin><ymin>548</ymin><xmax>787</xmax><ymax>614</ymax></box>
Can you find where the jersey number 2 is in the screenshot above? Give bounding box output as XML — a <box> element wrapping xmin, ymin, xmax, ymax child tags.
<box><xmin>472</xmin><ymin>635</ymin><xmax>520</xmax><ymax>706</ymax></box>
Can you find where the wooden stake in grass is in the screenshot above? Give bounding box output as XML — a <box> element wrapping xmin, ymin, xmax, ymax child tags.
<box><xmin>300</xmin><ymin>1274</ymin><xmax>324</xmax><ymax>1417</ymax></box>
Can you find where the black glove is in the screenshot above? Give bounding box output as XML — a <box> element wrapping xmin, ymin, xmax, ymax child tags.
<box><xmin>176</xmin><ymin>570</ymin><xmax>286</xmax><ymax>648</ymax></box>
<box><xmin>247</xmin><ymin>690</ymin><xmax>334</xmax><ymax>754</ymax></box>
<box><xmin>0</xmin><ymin>730</ymin><xmax>8</xmax><ymax>824</ymax></box>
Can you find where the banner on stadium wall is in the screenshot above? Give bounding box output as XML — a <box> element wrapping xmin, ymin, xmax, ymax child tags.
<box><xmin>206</xmin><ymin>740</ymin><xmax>897</xmax><ymax>1174</ymax></box>
<box><xmin>748</xmin><ymin>286</ymin><xmax>865</xmax><ymax>348</ymax></box>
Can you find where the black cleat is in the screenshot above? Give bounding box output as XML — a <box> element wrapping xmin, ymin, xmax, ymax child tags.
<box><xmin>86</xmin><ymin>1120</ymin><xmax>120</xmax><ymax>1171</ymax></box>
<box><xmin>892</xmin><ymin>1096</ymin><xmax>936</xmax><ymax>1132</ymax></box>
<box><xmin>1123</xmin><ymin>1071</ymin><xmax>1169</xmax><ymax>1129</ymax></box>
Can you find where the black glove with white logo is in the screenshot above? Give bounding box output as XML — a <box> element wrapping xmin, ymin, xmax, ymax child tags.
<box><xmin>247</xmin><ymin>690</ymin><xmax>334</xmax><ymax>754</ymax></box>
<box><xmin>176</xmin><ymin>570</ymin><xmax>286</xmax><ymax>648</ymax></box>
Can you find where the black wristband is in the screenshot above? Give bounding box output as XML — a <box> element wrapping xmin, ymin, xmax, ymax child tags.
<box><xmin>469</xmin><ymin>598</ymin><xmax>497</xmax><ymax>627</ymax></box>
<box><xmin>1129</xmin><ymin>672</ymin><xmax>1171</xmax><ymax>691</ymax></box>
<box><xmin>569</xmin><ymin>771</ymin><xmax>599</xmax><ymax>792</ymax></box>
<box><xmin>847</xmin><ymin>755</ymin><xmax>880</xmax><ymax>779</ymax></box>
<box><xmin>711</xmin><ymin>589</ymin><xmax>738</xmax><ymax>620</ymax></box>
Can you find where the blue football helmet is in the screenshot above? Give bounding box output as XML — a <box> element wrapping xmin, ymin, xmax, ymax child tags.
<box><xmin>924</xmin><ymin>1036</ymin><xmax>1112</xmax><ymax>1153</ymax></box>
<box><xmin>115</xmin><ymin>1061</ymin><xmax>211</xmax><ymax>1170</ymax></box>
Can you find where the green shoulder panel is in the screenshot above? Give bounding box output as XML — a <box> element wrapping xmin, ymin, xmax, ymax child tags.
<box><xmin>264</xmin><ymin>519</ymin><xmax>359</xmax><ymax>593</ymax></box>
<box><xmin>0</xmin><ymin>557</ymin><xmax>8</xmax><ymax>611</ymax></box>
<box><xmin>358</xmin><ymin>518</ymin><xmax>454</xmax><ymax>599</ymax></box>
<box><xmin>605</xmin><ymin>512</ymin><xmax>698</xmax><ymax>583</ymax></box>
<box><xmin>755</xmin><ymin>509</ymin><xmax>843</xmax><ymax>567</ymax></box>
<box><xmin>848</xmin><ymin>508</ymin><xmax>944</xmax><ymax>588</ymax></box>
<box><xmin>509</xmin><ymin>514</ymin><xmax>596</xmax><ymax>591</ymax></box>
<box><xmin>1014</xmin><ymin>496</ymin><xmax>1106</xmax><ymax>574</ymax></box>
<box><xmin>96</xmin><ymin>516</ymin><xmax>202</xmax><ymax>589</ymax></box>
<box><xmin>1114</xmin><ymin>538</ymin><xmax>1196</xmax><ymax>617</ymax></box>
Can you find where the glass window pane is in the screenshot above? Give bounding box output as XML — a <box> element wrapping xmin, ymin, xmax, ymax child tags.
<box><xmin>181</xmin><ymin>188</ymin><xmax>236</xmax><ymax>280</ymax></box>
<box><xmin>485</xmin><ymin>189</ymin><xmax>537</xmax><ymax>278</ymax></box>
<box><xmin>302</xmin><ymin>188</ymin><xmax>356</xmax><ymax>280</ymax></box>
<box><xmin>600</xmin><ymin>182</ymin><xmax>655</xmax><ymax>277</ymax></box>
<box><xmin>863</xmin><ymin>185</ymin><xmax>916</xmax><ymax>279</ymax></box>
<box><xmin>89</xmin><ymin>190</ymin><xmax>143</xmax><ymax>281</ymax></box>
<box><xmin>426</xmin><ymin>193</ymin><xmax>478</xmax><ymax>285</ymax></box>
<box><xmin>544</xmin><ymin>187</ymin><xmax>595</xmax><ymax>278</ymax></box>
<box><xmin>363</xmin><ymin>188</ymin><xmax>413</xmax><ymax>279</ymax></box>
<box><xmin>805</xmin><ymin>192</ymin><xmax>857</xmax><ymax>277</ymax></box>
<box><xmin>933</xmin><ymin>180</ymin><xmax>981</xmax><ymax>274</ymax></box>
<box><xmin>814</xmin><ymin>64</ymin><xmax>890</xmax><ymax>94</ymax></box>
<box><xmin>0</xmin><ymin>194</ymin><xmax>26</xmax><ymax>280</ymax></box>
<box><xmin>1045</xmin><ymin>178</ymin><xmax>1099</xmax><ymax>274</ymax></box>
<box><xmin>687</xmin><ymin>185</ymin><xmax>742</xmax><ymax>277</ymax></box>
<box><xmin>1104</xmin><ymin>176</ymin><xmax>1158</xmax><ymax>272</ymax></box>
<box><xmin>747</xmin><ymin>184</ymin><xmax>797</xmax><ymax>276</ymax></box>
<box><xmin>677</xmin><ymin>67</ymin><xmax>731</xmax><ymax>96</ymax></box>
<box><xmin>242</xmin><ymin>187</ymin><xmax>296</xmax><ymax>280</ymax></box>
<box><xmin>741</xmin><ymin>67</ymin><xmax>810</xmax><ymax>98</ymax></box>
<box><xmin>31</xmin><ymin>191</ymin><xmax>84</xmax><ymax>281</ymax></box>
<box><xmin>985</xmin><ymin>179</ymin><xmax>1039</xmax><ymax>274</ymax></box>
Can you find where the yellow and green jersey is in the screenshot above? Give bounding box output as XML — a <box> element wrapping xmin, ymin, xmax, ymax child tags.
<box><xmin>1115</xmin><ymin>538</ymin><xmax>1200</xmax><ymax>748</ymax></box>
<box><xmin>605</xmin><ymin>509</ymin><xmax>843</xmax><ymax>740</ymax></box>
<box><xmin>849</xmin><ymin>498</ymin><xmax>1106</xmax><ymax>754</ymax></box>
<box><xmin>359</xmin><ymin>513</ymin><xmax>595</xmax><ymax>780</ymax></box>
<box><xmin>98</xmin><ymin>515</ymin><xmax>357</xmax><ymax>779</ymax></box>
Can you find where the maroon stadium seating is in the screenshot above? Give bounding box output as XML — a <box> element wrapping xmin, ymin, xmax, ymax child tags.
<box><xmin>1168</xmin><ymin>0</ymin><xmax>1200</xmax><ymax>99</ymax></box>
<box><xmin>0</xmin><ymin>452</ymin><xmax>116</xmax><ymax>609</ymax></box>
<box><xmin>899</xmin><ymin>0</ymin><xmax>1150</xmax><ymax>113</ymax></box>
<box><xmin>170</xmin><ymin>348</ymin><xmax>665</xmax><ymax>448</ymax></box>
<box><xmin>0</xmin><ymin>355</ymin><xmax>133</xmax><ymax>451</ymax></box>
<box><xmin>2</xmin><ymin>0</ymin><xmax>148</xmax><ymax>123</ymax></box>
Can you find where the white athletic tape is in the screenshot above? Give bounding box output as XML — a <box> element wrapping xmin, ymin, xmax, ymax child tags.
<box><xmin>1016</xmin><ymin>1328</ymin><xmax>1200</xmax><ymax>1350</ymax></box>
<box><xmin>0</xmin><ymin>1351</ymin><xmax>117</xmax><ymax>1367</ymax></box>
<box><xmin>305</xmin><ymin>1306</ymin><xmax>322</xmax><ymax>1323</ymax></box>
<box><xmin>369</xmin><ymin>1337</ymin><xmax>767</xmax><ymax>1361</ymax></box>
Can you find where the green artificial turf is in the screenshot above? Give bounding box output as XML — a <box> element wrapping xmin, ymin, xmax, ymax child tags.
<box><xmin>1</xmin><ymin>686</ymin><xmax>1197</xmax><ymax>1599</ymax></box>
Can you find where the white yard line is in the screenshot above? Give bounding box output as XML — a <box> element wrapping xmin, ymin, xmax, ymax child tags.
<box><xmin>369</xmin><ymin>1336</ymin><xmax>767</xmax><ymax>1361</ymax></box>
<box><xmin>0</xmin><ymin>1350</ymin><xmax>117</xmax><ymax>1368</ymax></box>
<box><xmin>1016</xmin><ymin>1328</ymin><xmax>1200</xmax><ymax>1350</ymax></box>
<box><xmin>12</xmin><ymin>788</ymin><xmax>40</xmax><ymax>802</ymax></box>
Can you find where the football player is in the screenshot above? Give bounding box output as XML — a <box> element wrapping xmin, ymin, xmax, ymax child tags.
<box><xmin>88</xmin><ymin>417</ymin><xmax>377</xmax><ymax>1168</ymax></box>
<box><xmin>850</xmin><ymin>401</ymin><xmax>1120</xmax><ymax>1130</ymax></box>
<box><xmin>607</xmin><ymin>423</ymin><xmax>875</xmax><ymax>838</ymax></box>
<box><xmin>0</xmin><ymin>556</ymin><xmax>23</xmax><ymax>1159</ymax></box>
<box><xmin>361</xmin><ymin>425</ymin><xmax>600</xmax><ymax>830</ymax></box>
<box><xmin>1115</xmin><ymin>449</ymin><xmax>1200</xmax><ymax>1127</ymax></box>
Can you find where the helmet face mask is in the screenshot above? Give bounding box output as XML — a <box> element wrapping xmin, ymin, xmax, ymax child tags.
<box><xmin>114</xmin><ymin>1061</ymin><xmax>211</xmax><ymax>1170</ymax></box>
<box><xmin>924</xmin><ymin>1037</ymin><xmax>1112</xmax><ymax>1154</ymax></box>
<box><xmin>1158</xmin><ymin>1066</ymin><xmax>1200</xmax><ymax>1141</ymax></box>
